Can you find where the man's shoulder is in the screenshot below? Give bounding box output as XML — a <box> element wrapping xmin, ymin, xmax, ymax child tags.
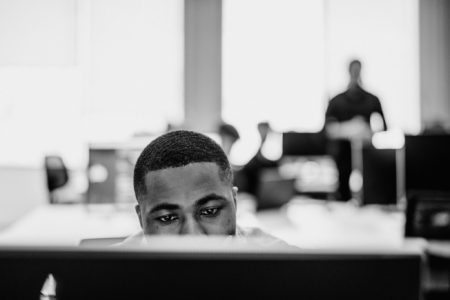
<box><xmin>360</xmin><ymin>89</ymin><xmax>379</xmax><ymax>102</ymax></box>
<box><xmin>236</xmin><ymin>226</ymin><xmax>296</xmax><ymax>248</ymax></box>
<box><xmin>114</xmin><ymin>231</ymin><xmax>145</xmax><ymax>246</ymax></box>
<box><xmin>329</xmin><ymin>92</ymin><xmax>347</xmax><ymax>103</ymax></box>
<box><xmin>116</xmin><ymin>228</ymin><xmax>296</xmax><ymax>249</ymax></box>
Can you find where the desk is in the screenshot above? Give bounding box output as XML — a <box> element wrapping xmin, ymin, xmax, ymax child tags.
<box><xmin>239</xmin><ymin>197</ymin><xmax>422</xmax><ymax>250</ymax></box>
<box><xmin>0</xmin><ymin>203</ymin><xmax>140</xmax><ymax>246</ymax></box>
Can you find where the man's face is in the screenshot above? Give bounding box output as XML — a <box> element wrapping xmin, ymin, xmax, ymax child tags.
<box><xmin>349</xmin><ymin>63</ymin><xmax>361</xmax><ymax>82</ymax></box>
<box><xmin>136</xmin><ymin>162</ymin><xmax>237</xmax><ymax>235</ymax></box>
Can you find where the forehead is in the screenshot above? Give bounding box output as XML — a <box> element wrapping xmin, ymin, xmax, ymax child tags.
<box><xmin>142</xmin><ymin>162</ymin><xmax>229</xmax><ymax>205</ymax></box>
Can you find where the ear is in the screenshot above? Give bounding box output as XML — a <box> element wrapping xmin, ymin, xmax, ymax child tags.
<box><xmin>135</xmin><ymin>204</ymin><xmax>143</xmax><ymax>228</ymax></box>
<box><xmin>232</xmin><ymin>186</ymin><xmax>238</xmax><ymax>206</ymax></box>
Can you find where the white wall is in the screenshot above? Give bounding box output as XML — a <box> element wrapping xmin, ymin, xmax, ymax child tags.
<box><xmin>87</xmin><ymin>0</ymin><xmax>184</xmax><ymax>141</ymax></box>
<box><xmin>0</xmin><ymin>167</ymin><xmax>47</xmax><ymax>229</ymax></box>
<box><xmin>0</xmin><ymin>0</ymin><xmax>84</xmax><ymax>169</ymax></box>
<box><xmin>0</xmin><ymin>0</ymin><xmax>183</xmax><ymax>226</ymax></box>
<box><xmin>0</xmin><ymin>0</ymin><xmax>76</xmax><ymax>66</ymax></box>
<box><xmin>0</xmin><ymin>0</ymin><xmax>183</xmax><ymax>168</ymax></box>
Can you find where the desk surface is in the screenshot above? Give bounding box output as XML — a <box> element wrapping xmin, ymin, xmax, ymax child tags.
<box><xmin>257</xmin><ymin>199</ymin><xmax>409</xmax><ymax>249</ymax></box>
<box><xmin>0</xmin><ymin>203</ymin><xmax>140</xmax><ymax>246</ymax></box>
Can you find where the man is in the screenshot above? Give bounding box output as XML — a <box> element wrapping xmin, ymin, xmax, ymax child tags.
<box><xmin>325</xmin><ymin>59</ymin><xmax>387</xmax><ymax>201</ymax></box>
<box><xmin>39</xmin><ymin>130</ymin><xmax>287</xmax><ymax>297</ymax></box>
<box><xmin>122</xmin><ymin>130</ymin><xmax>284</xmax><ymax>244</ymax></box>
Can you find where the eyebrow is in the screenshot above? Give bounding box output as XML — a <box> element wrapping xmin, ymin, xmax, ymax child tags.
<box><xmin>149</xmin><ymin>203</ymin><xmax>180</xmax><ymax>214</ymax></box>
<box><xmin>148</xmin><ymin>194</ymin><xmax>228</xmax><ymax>214</ymax></box>
<box><xmin>195</xmin><ymin>194</ymin><xmax>228</xmax><ymax>207</ymax></box>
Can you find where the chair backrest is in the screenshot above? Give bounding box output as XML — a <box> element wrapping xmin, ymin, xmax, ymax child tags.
<box><xmin>44</xmin><ymin>156</ymin><xmax>69</xmax><ymax>202</ymax></box>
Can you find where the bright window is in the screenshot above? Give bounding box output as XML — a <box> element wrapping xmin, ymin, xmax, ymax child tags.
<box><xmin>222</xmin><ymin>0</ymin><xmax>419</xmax><ymax>165</ymax></box>
<box><xmin>223</xmin><ymin>0</ymin><xmax>326</xmax><ymax>165</ymax></box>
<box><xmin>0</xmin><ymin>0</ymin><xmax>183</xmax><ymax>168</ymax></box>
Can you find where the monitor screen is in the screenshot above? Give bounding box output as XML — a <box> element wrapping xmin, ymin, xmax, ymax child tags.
<box><xmin>282</xmin><ymin>132</ymin><xmax>327</xmax><ymax>156</ymax></box>
<box><xmin>405</xmin><ymin>191</ymin><xmax>450</xmax><ymax>239</ymax></box>
<box><xmin>362</xmin><ymin>148</ymin><xmax>397</xmax><ymax>205</ymax></box>
<box><xmin>404</xmin><ymin>135</ymin><xmax>450</xmax><ymax>192</ymax></box>
<box><xmin>0</xmin><ymin>238</ymin><xmax>421</xmax><ymax>300</ymax></box>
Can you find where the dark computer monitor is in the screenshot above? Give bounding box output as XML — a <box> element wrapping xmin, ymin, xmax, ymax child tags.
<box><xmin>0</xmin><ymin>241</ymin><xmax>421</xmax><ymax>300</ymax></box>
<box><xmin>405</xmin><ymin>191</ymin><xmax>450</xmax><ymax>239</ymax></box>
<box><xmin>362</xmin><ymin>147</ymin><xmax>398</xmax><ymax>205</ymax></box>
<box><xmin>404</xmin><ymin>135</ymin><xmax>450</xmax><ymax>192</ymax></box>
<box><xmin>403</xmin><ymin>135</ymin><xmax>450</xmax><ymax>239</ymax></box>
<box><xmin>282</xmin><ymin>132</ymin><xmax>327</xmax><ymax>156</ymax></box>
<box><xmin>256</xmin><ymin>169</ymin><xmax>296</xmax><ymax>210</ymax></box>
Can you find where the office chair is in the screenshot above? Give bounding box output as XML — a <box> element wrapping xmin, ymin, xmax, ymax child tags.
<box><xmin>44</xmin><ymin>155</ymin><xmax>69</xmax><ymax>204</ymax></box>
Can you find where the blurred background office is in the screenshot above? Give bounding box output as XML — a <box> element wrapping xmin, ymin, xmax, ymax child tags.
<box><xmin>0</xmin><ymin>0</ymin><xmax>449</xmax><ymax>288</ymax></box>
<box><xmin>0</xmin><ymin>0</ymin><xmax>449</xmax><ymax>223</ymax></box>
<box><xmin>0</xmin><ymin>0</ymin><xmax>448</xmax><ymax>219</ymax></box>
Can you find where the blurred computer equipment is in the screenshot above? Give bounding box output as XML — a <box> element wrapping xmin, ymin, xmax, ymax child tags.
<box><xmin>87</xmin><ymin>148</ymin><xmax>117</xmax><ymax>204</ymax></box>
<box><xmin>403</xmin><ymin>135</ymin><xmax>450</xmax><ymax>239</ymax></box>
<box><xmin>256</xmin><ymin>169</ymin><xmax>296</xmax><ymax>210</ymax></box>
<box><xmin>282</xmin><ymin>132</ymin><xmax>327</xmax><ymax>156</ymax></box>
<box><xmin>87</xmin><ymin>141</ymin><xmax>144</xmax><ymax>204</ymax></box>
<box><xmin>0</xmin><ymin>243</ymin><xmax>421</xmax><ymax>300</ymax></box>
<box><xmin>406</xmin><ymin>191</ymin><xmax>450</xmax><ymax>240</ymax></box>
<box><xmin>404</xmin><ymin>135</ymin><xmax>450</xmax><ymax>193</ymax></box>
<box><xmin>361</xmin><ymin>147</ymin><xmax>398</xmax><ymax>205</ymax></box>
<box><xmin>280</xmin><ymin>132</ymin><xmax>337</xmax><ymax>199</ymax></box>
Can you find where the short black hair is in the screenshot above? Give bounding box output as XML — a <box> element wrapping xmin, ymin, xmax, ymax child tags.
<box><xmin>133</xmin><ymin>130</ymin><xmax>233</xmax><ymax>202</ymax></box>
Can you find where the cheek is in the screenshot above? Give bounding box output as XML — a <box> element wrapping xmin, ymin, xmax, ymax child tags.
<box><xmin>143</xmin><ymin>221</ymin><xmax>179</xmax><ymax>235</ymax></box>
<box><xmin>203</xmin><ymin>208</ymin><xmax>236</xmax><ymax>235</ymax></box>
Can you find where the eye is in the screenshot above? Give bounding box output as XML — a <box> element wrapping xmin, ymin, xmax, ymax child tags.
<box><xmin>156</xmin><ymin>214</ymin><xmax>179</xmax><ymax>224</ymax></box>
<box><xmin>199</xmin><ymin>207</ymin><xmax>220</xmax><ymax>217</ymax></box>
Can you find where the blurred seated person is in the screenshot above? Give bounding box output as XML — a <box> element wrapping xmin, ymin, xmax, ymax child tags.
<box><xmin>120</xmin><ymin>130</ymin><xmax>285</xmax><ymax>245</ymax></box>
<box><xmin>218</xmin><ymin>122</ymin><xmax>240</xmax><ymax>157</ymax></box>
<box><xmin>217</xmin><ymin>122</ymin><xmax>249</xmax><ymax>198</ymax></box>
<box><xmin>44</xmin><ymin>155</ymin><xmax>85</xmax><ymax>204</ymax></box>
<box><xmin>422</xmin><ymin>119</ymin><xmax>449</xmax><ymax>135</ymax></box>
<box><xmin>240</xmin><ymin>122</ymin><xmax>279</xmax><ymax>198</ymax></box>
<box><xmin>324</xmin><ymin>59</ymin><xmax>387</xmax><ymax>201</ymax></box>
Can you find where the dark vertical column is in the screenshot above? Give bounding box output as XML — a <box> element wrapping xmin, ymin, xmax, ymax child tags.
<box><xmin>184</xmin><ymin>0</ymin><xmax>222</xmax><ymax>132</ymax></box>
<box><xmin>419</xmin><ymin>0</ymin><xmax>450</xmax><ymax>129</ymax></box>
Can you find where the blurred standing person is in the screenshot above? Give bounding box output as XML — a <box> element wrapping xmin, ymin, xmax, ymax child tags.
<box><xmin>324</xmin><ymin>59</ymin><xmax>387</xmax><ymax>201</ymax></box>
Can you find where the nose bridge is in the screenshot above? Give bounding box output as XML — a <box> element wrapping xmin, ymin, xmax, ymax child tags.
<box><xmin>180</xmin><ymin>214</ymin><xmax>204</xmax><ymax>235</ymax></box>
